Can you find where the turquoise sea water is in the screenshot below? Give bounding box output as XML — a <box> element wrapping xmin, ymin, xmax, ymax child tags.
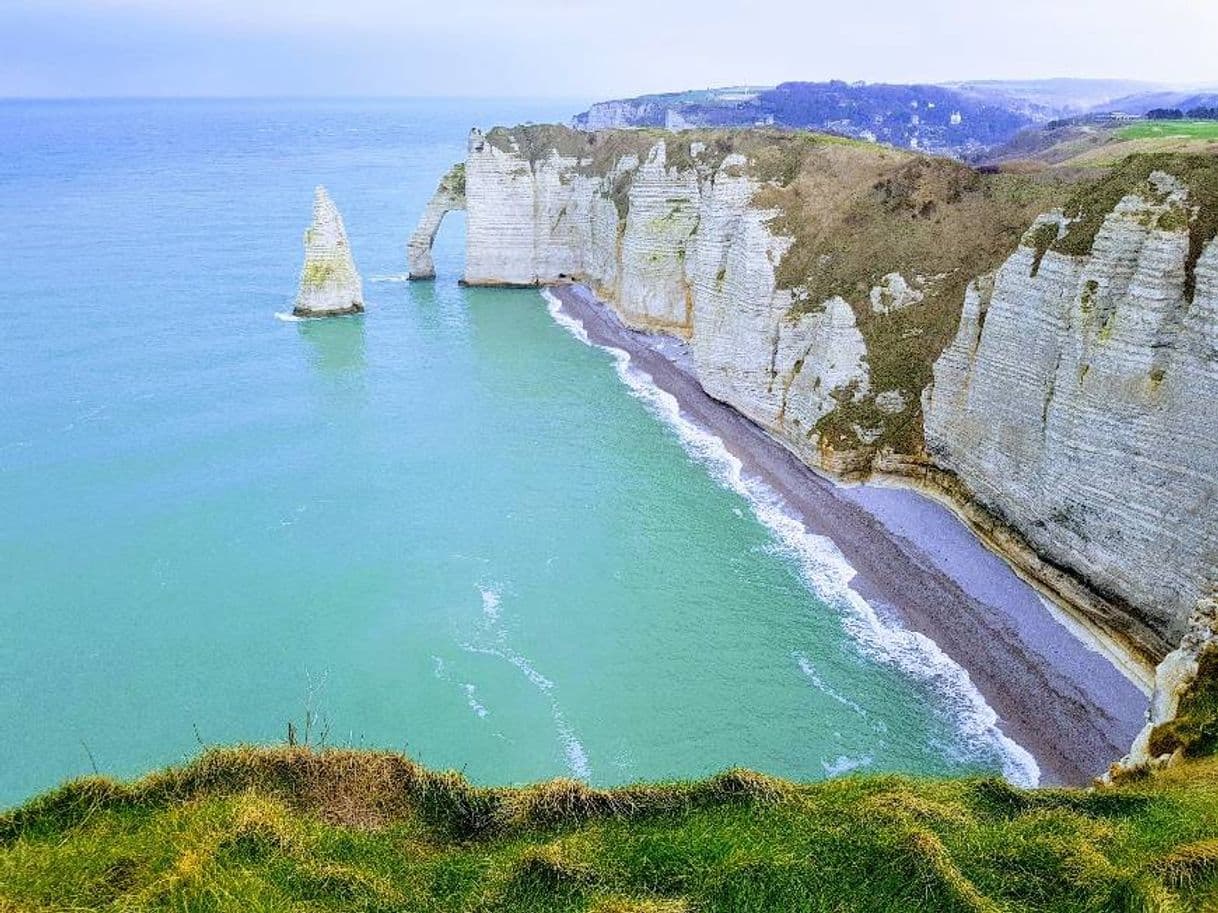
<box><xmin>0</xmin><ymin>99</ymin><xmax>1024</xmax><ymax>806</ymax></box>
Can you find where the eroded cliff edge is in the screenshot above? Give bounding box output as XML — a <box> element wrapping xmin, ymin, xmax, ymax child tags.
<box><xmin>416</xmin><ymin>125</ymin><xmax>1217</xmax><ymax>668</ymax></box>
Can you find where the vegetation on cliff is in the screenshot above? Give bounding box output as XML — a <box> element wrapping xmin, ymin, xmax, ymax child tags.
<box><xmin>758</xmin><ymin>146</ymin><xmax>1069</xmax><ymax>456</ymax></box>
<box><xmin>4</xmin><ymin>734</ymin><xmax>1218</xmax><ymax>912</ymax></box>
<box><xmin>1048</xmin><ymin>153</ymin><xmax>1218</xmax><ymax>302</ymax></box>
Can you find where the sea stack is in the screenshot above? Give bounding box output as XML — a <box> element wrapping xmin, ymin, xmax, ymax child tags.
<box><xmin>293</xmin><ymin>186</ymin><xmax>363</xmax><ymax>317</ymax></box>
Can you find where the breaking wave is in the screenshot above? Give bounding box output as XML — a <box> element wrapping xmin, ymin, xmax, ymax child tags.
<box><xmin>793</xmin><ymin>651</ymin><xmax>873</xmax><ymax>722</ymax></box>
<box><xmin>542</xmin><ymin>289</ymin><xmax>1041</xmax><ymax>787</ymax></box>
<box><xmin>461</xmin><ymin>641</ymin><xmax>591</xmax><ymax>778</ymax></box>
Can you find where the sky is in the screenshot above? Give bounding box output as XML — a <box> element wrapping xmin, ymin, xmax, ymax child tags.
<box><xmin>1</xmin><ymin>0</ymin><xmax>1216</xmax><ymax>99</ymax></box>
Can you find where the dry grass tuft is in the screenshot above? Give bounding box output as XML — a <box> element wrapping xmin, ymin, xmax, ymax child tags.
<box><xmin>587</xmin><ymin>895</ymin><xmax>691</xmax><ymax>913</ymax></box>
<box><xmin>1159</xmin><ymin>838</ymin><xmax>1218</xmax><ymax>889</ymax></box>
<box><xmin>510</xmin><ymin>842</ymin><xmax>596</xmax><ymax>888</ymax></box>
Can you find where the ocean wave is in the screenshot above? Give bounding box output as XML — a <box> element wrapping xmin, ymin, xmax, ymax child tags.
<box><xmin>463</xmin><ymin>683</ymin><xmax>489</xmax><ymax>718</ymax></box>
<box><xmin>461</xmin><ymin>641</ymin><xmax>591</xmax><ymax>779</ymax></box>
<box><xmin>544</xmin><ymin>294</ymin><xmax>592</xmax><ymax>344</ymax></box>
<box><xmin>542</xmin><ymin>289</ymin><xmax>1040</xmax><ymax>787</ymax></box>
<box><xmin>369</xmin><ymin>274</ymin><xmax>411</xmax><ymax>283</ymax></box>
<box><xmin>274</xmin><ymin>311</ymin><xmax>304</xmax><ymax>322</ymax></box>
<box><xmin>793</xmin><ymin>651</ymin><xmax>871</xmax><ymax>721</ymax></box>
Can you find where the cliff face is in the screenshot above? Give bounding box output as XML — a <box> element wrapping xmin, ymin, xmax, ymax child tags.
<box><xmin>295</xmin><ymin>186</ymin><xmax>363</xmax><ymax>317</ymax></box>
<box><xmin>429</xmin><ymin>124</ymin><xmax>1217</xmax><ymax>659</ymax></box>
<box><xmin>924</xmin><ymin>167</ymin><xmax>1218</xmax><ymax>654</ymax></box>
<box><xmin>459</xmin><ymin>127</ymin><xmax>875</xmax><ymax>473</ymax></box>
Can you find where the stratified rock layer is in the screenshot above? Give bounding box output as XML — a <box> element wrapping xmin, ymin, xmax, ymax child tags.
<box><xmin>924</xmin><ymin>177</ymin><xmax>1218</xmax><ymax>654</ymax></box>
<box><xmin>294</xmin><ymin>186</ymin><xmax>363</xmax><ymax>317</ymax></box>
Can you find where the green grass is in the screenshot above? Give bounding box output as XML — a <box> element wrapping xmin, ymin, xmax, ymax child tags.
<box><xmin>1050</xmin><ymin>153</ymin><xmax>1218</xmax><ymax>303</ymax></box>
<box><xmin>4</xmin><ymin>745</ymin><xmax>1218</xmax><ymax>912</ymax></box>
<box><xmin>1118</xmin><ymin>121</ymin><xmax>1218</xmax><ymax>142</ymax></box>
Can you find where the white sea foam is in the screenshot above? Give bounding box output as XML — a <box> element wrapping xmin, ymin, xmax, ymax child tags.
<box><xmin>274</xmin><ymin>311</ymin><xmax>304</xmax><ymax>322</ymax></box>
<box><xmin>542</xmin><ymin>289</ymin><xmax>1041</xmax><ymax>787</ymax></box>
<box><xmin>544</xmin><ymin>293</ymin><xmax>591</xmax><ymax>344</ymax></box>
<box><xmin>556</xmin><ymin>717</ymin><xmax>592</xmax><ymax>778</ymax></box>
<box><xmin>478</xmin><ymin>584</ymin><xmax>502</xmax><ymax>621</ymax></box>
<box><xmin>462</xmin><ymin>641</ymin><xmax>591</xmax><ymax>778</ymax></box>
<box><xmin>822</xmin><ymin>754</ymin><xmax>873</xmax><ymax>777</ymax></box>
<box><xmin>433</xmin><ymin>655</ymin><xmax>491</xmax><ymax>720</ymax></box>
<box><xmin>461</xmin><ymin>642</ymin><xmax>555</xmax><ymax>691</ymax></box>
<box><xmin>793</xmin><ymin>651</ymin><xmax>870</xmax><ymax>720</ymax></box>
<box><xmin>369</xmin><ymin>274</ymin><xmax>410</xmax><ymax>283</ymax></box>
<box><xmin>463</xmin><ymin>683</ymin><xmax>489</xmax><ymax>718</ymax></box>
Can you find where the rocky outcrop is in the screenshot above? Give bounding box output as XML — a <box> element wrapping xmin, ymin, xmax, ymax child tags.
<box><xmin>1108</xmin><ymin>593</ymin><xmax>1218</xmax><ymax>778</ymax></box>
<box><xmin>295</xmin><ymin>186</ymin><xmax>363</xmax><ymax>317</ymax></box>
<box><xmin>869</xmin><ymin>273</ymin><xmax>924</xmax><ymax>315</ymax></box>
<box><xmin>408</xmin><ymin>165</ymin><xmax>466</xmax><ymax>280</ymax></box>
<box><xmin>924</xmin><ymin>173</ymin><xmax>1218</xmax><ymax>656</ymax></box>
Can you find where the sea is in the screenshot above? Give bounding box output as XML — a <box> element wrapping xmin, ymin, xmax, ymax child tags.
<box><xmin>0</xmin><ymin>98</ymin><xmax>1034</xmax><ymax>806</ymax></box>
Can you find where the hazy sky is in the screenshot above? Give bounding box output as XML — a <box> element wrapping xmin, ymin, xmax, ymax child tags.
<box><xmin>2</xmin><ymin>0</ymin><xmax>1216</xmax><ymax>98</ymax></box>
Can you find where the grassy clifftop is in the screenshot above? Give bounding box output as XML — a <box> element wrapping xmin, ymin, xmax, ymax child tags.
<box><xmin>3</xmin><ymin>743</ymin><xmax>1218</xmax><ymax>912</ymax></box>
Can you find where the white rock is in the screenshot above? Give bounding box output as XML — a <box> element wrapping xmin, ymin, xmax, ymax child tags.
<box><xmin>457</xmin><ymin>128</ymin><xmax>870</xmax><ymax>460</ymax></box>
<box><xmin>294</xmin><ymin>186</ymin><xmax>363</xmax><ymax>317</ymax></box>
<box><xmin>408</xmin><ymin>165</ymin><xmax>465</xmax><ymax>279</ymax></box>
<box><xmin>1109</xmin><ymin>593</ymin><xmax>1217</xmax><ymax>777</ymax></box>
<box><xmin>869</xmin><ymin>272</ymin><xmax>924</xmax><ymax>315</ymax></box>
<box><xmin>925</xmin><ymin>184</ymin><xmax>1218</xmax><ymax>651</ymax></box>
<box><xmin>875</xmin><ymin>389</ymin><xmax>908</xmax><ymax>414</ymax></box>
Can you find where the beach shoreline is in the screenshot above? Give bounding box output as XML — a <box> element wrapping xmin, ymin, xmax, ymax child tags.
<box><xmin>547</xmin><ymin>282</ymin><xmax>1148</xmax><ymax>787</ymax></box>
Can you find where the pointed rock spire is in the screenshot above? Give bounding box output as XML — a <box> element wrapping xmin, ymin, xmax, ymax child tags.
<box><xmin>294</xmin><ymin>186</ymin><xmax>364</xmax><ymax>317</ymax></box>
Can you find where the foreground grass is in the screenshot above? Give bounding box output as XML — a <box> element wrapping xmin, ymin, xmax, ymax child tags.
<box><xmin>2</xmin><ymin>748</ymin><xmax>1218</xmax><ymax>912</ymax></box>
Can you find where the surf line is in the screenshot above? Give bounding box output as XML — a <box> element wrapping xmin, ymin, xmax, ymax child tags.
<box><xmin>542</xmin><ymin>288</ymin><xmax>1040</xmax><ymax>787</ymax></box>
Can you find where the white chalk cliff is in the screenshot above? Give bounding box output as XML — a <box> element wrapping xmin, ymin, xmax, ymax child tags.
<box><xmin>414</xmin><ymin>127</ymin><xmax>1217</xmax><ymax>670</ymax></box>
<box><xmin>294</xmin><ymin>186</ymin><xmax>363</xmax><ymax>317</ymax></box>
<box><xmin>443</xmin><ymin>128</ymin><xmax>870</xmax><ymax>475</ymax></box>
<box><xmin>408</xmin><ymin>165</ymin><xmax>466</xmax><ymax>279</ymax></box>
<box><xmin>924</xmin><ymin>174</ymin><xmax>1218</xmax><ymax>655</ymax></box>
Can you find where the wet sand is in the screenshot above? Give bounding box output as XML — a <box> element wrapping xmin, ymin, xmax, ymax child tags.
<box><xmin>550</xmin><ymin>283</ymin><xmax>1147</xmax><ymax>786</ymax></box>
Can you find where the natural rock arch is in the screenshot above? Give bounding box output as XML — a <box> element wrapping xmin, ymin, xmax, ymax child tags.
<box><xmin>407</xmin><ymin>163</ymin><xmax>466</xmax><ymax>279</ymax></box>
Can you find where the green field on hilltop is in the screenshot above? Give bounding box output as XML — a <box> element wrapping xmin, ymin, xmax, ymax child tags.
<box><xmin>1119</xmin><ymin>120</ymin><xmax>1218</xmax><ymax>141</ymax></box>
<box><xmin>4</xmin><ymin>746</ymin><xmax>1218</xmax><ymax>913</ymax></box>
